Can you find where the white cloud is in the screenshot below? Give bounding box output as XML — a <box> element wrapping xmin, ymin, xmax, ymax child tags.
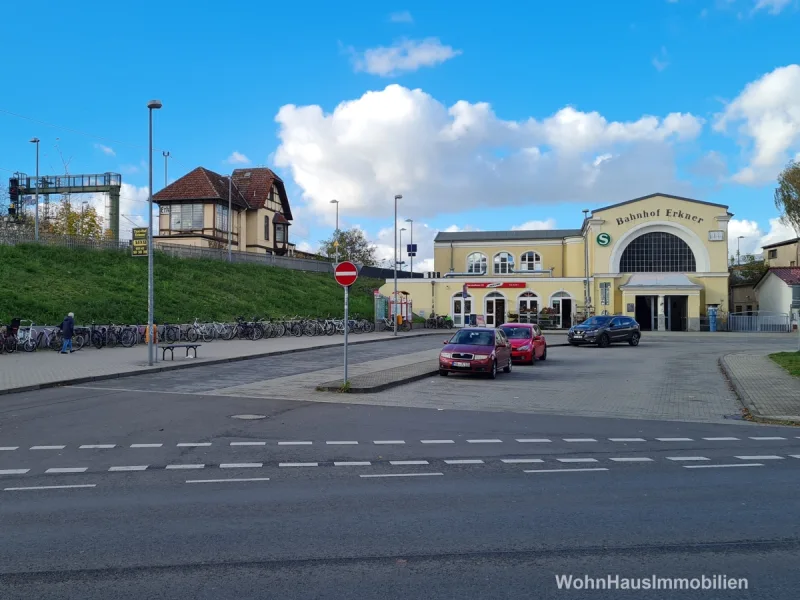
<box><xmin>689</xmin><ymin>150</ymin><xmax>728</xmax><ymax>179</ymax></box>
<box><xmin>94</xmin><ymin>143</ymin><xmax>115</xmax><ymax>156</ymax></box>
<box><xmin>753</xmin><ymin>0</ymin><xmax>792</xmax><ymax>14</ymax></box>
<box><xmin>224</xmin><ymin>151</ymin><xmax>251</xmax><ymax>165</ymax></box>
<box><xmin>389</xmin><ymin>10</ymin><xmax>413</xmax><ymax>22</ymax></box>
<box><xmin>728</xmin><ymin>217</ymin><xmax>797</xmax><ymax>256</ymax></box>
<box><xmin>652</xmin><ymin>47</ymin><xmax>669</xmax><ymax>71</ymax></box>
<box><xmin>713</xmin><ymin>64</ymin><xmax>800</xmax><ymax>184</ymax></box>
<box><xmin>295</xmin><ymin>240</ymin><xmax>314</xmax><ymax>253</ymax></box>
<box><xmin>275</xmin><ymin>84</ymin><xmax>704</xmax><ymax>220</ymax></box>
<box><xmin>351</xmin><ymin>38</ymin><xmax>461</xmax><ymax>76</ymax></box>
<box><xmin>512</xmin><ymin>218</ymin><xmax>557</xmax><ymax>230</ymax></box>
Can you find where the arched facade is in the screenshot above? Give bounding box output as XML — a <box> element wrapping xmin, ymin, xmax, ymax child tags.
<box><xmin>609</xmin><ymin>221</ymin><xmax>710</xmax><ymax>273</ymax></box>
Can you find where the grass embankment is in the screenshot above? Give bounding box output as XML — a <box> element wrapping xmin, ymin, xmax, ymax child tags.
<box><xmin>0</xmin><ymin>244</ymin><xmax>383</xmax><ymax>325</ymax></box>
<box><xmin>769</xmin><ymin>352</ymin><xmax>800</xmax><ymax>377</ymax></box>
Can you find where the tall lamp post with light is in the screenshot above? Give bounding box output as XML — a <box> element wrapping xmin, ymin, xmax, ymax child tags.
<box><xmin>29</xmin><ymin>137</ymin><xmax>40</xmax><ymax>241</ymax></box>
<box><xmin>393</xmin><ymin>194</ymin><xmax>402</xmax><ymax>336</ymax></box>
<box><xmin>330</xmin><ymin>199</ymin><xmax>340</xmax><ymax>263</ymax></box>
<box><xmin>405</xmin><ymin>218</ymin><xmax>414</xmax><ymax>274</ymax></box>
<box><xmin>147</xmin><ymin>99</ymin><xmax>163</xmax><ymax>367</ymax></box>
<box><xmin>582</xmin><ymin>209</ymin><xmax>590</xmax><ymax>317</ymax></box>
<box><xmin>399</xmin><ymin>227</ymin><xmax>407</xmax><ymax>272</ymax></box>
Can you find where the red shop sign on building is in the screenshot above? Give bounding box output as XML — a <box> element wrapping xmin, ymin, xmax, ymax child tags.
<box><xmin>465</xmin><ymin>282</ymin><xmax>527</xmax><ymax>289</ymax></box>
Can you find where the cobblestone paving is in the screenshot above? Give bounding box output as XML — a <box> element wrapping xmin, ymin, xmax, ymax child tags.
<box><xmin>722</xmin><ymin>352</ymin><xmax>800</xmax><ymax>419</ymax></box>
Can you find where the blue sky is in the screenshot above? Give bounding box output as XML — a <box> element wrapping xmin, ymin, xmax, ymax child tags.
<box><xmin>2</xmin><ymin>0</ymin><xmax>799</xmax><ymax>270</ymax></box>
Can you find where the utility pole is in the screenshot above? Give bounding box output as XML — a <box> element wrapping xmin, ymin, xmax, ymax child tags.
<box><xmin>162</xmin><ymin>151</ymin><xmax>170</xmax><ymax>188</ymax></box>
<box><xmin>393</xmin><ymin>194</ymin><xmax>402</xmax><ymax>336</ymax></box>
<box><xmin>30</xmin><ymin>138</ymin><xmax>40</xmax><ymax>241</ymax></box>
<box><xmin>582</xmin><ymin>209</ymin><xmax>590</xmax><ymax>317</ymax></box>
<box><xmin>147</xmin><ymin>100</ymin><xmax>163</xmax><ymax>367</ymax></box>
<box><xmin>227</xmin><ymin>175</ymin><xmax>232</xmax><ymax>262</ymax></box>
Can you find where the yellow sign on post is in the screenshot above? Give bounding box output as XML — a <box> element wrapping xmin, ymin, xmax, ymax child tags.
<box><xmin>132</xmin><ymin>227</ymin><xmax>149</xmax><ymax>257</ymax></box>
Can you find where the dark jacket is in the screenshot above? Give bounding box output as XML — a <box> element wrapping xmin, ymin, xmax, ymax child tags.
<box><xmin>61</xmin><ymin>315</ymin><xmax>74</xmax><ymax>339</ymax></box>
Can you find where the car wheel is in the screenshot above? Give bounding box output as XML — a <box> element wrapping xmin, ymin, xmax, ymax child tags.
<box><xmin>629</xmin><ymin>332</ymin><xmax>640</xmax><ymax>346</ymax></box>
<box><xmin>597</xmin><ymin>334</ymin><xmax>610</xmax><ymax>348</ymax></box>
<box><xmin>439</xmin><ymin>370</ymin><xmax>449</xmax><ymax>376</ymax></box>
<box><xmin>503</xmin><ymin>357</ymin><xmax>512</xmax><ymax>373</ymax></box>
<box><xmin>539</xmin><ymin>346</ymin><xmax>547</xmax><ymax>361</ymax></box>
<box><xmin>488</xmin><ymin>360</ymin><xmax>497</xmax><ymax>379</ymax></box>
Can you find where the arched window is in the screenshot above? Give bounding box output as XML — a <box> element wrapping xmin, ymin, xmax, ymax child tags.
<box><xmin>519</xmin><ymin>251</ymin><xmax>542</xmax><ymax>272</ymax></box>
<box><xmin>467</xmin><ymin>252</ymin><xmax>487</xmax><ymax>274</ymax></box>
<box><xmin>517</xmin><ymin>291</ymin><xmax>539</xmax><ymax>324</ymax></box>
<box><xmin>493</xmin><ymin>252</ymin><xmax>515</xmax><ymax>275</ymax></box>
<box><xmin>264</xmin><ymin>215</ymin><xmax>270</xmax><ymax>240</ymax></box>
<box><xmin>620</xmin><ymin>232</ymin><xmax>696</xmax><ymax>272</ymax></box>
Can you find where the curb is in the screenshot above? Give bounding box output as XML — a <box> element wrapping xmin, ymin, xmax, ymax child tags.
<box><xmin>316</xmin><ymin>368</ymin><xmax>439</xmax><ymax>394</ymax></box>
<box><xmin>718</xmin><ymin>354</ymin><xmax>800</xmax><ymax>426</ymax></box>
<box><xmin>0</xmin><ymin>331</ymin><xmax>443</xmax><ymax>397</ymax></box>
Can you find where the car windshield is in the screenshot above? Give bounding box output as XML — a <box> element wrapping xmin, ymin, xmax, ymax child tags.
<box><xmin>448</xmin><ymin>330</ymin><xmax>495</xmax><ymax>346</ymax></box>
<box><xmin>581</xmin><ymin>316</ymin><xmax>613</xmax><ymax>327</ymax></box>
<box><xmin>499</xmin><ymin>326</ymin><xmax>531</xmax><ymax>339</ymax></box>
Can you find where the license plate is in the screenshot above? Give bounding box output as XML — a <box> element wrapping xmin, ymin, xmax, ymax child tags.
<box><xmin>453</xmin><ymin>361</ymin><xmax>470</xmax><ymax>367</ymax></box>
<box><xmin>574</xmin><ymin>332</ymin><xmax>583</xmax><ymax>337</ymax></box>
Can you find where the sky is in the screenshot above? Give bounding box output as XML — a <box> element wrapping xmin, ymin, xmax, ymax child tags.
<box><xmin>2</xmin><ymin>0</ymin><xmax>800</xmax><ymax>273</ymax></box>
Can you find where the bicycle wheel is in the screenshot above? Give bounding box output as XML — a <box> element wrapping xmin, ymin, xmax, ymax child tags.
<box><xmin>4</xmin><ymin>336</ymin><xmax>17</xmax><ymax>353</ymax></box>
<box><xmin>202</xmin><ymin>328</ymin><xmax>214</xmax><ymax>343</ymax></box>
<box><xmin>187</xmin><ymin>328</ymin><xmax>199</xmax><ymax>343</ymax></box>
<box><xmin>73</xmin><ymin>334</ymin><xmax>86</xmax><ymax>351</ymax></box>
<box><xmin>107</xmin><ymin>331</ymin><xmax>118</xmax><ymax>348</ymax></box>
<box><xmin>252</xmin><ymin>324</ymin><xmax>264</xmax><ymax>341</ymax></box>
<box><xmin>165</xmin><ymin>327</ymin><xmax>178</xmax><ymax>344</ymax></box>
<box><xmin>121</xmin><ymin>329</ymin><xmax>136</xmax><ymax>348</ymax></box>
<box><xmin>50</xmin><ymin>334</ymin><xmax>63</xmax><ymax>351</ymax></box>
<box><xmin>91</xmin><ymin>331</ymin><xmax>103</xmax><ymax>349</ymax></box>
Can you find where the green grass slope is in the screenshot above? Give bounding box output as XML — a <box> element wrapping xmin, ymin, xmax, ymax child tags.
<box><xmin>0</xmin><ymin>244</ymin><xmax>383</xmax><ymax>325</ymax></box>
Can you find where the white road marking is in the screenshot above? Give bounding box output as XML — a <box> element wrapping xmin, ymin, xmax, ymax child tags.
<box><xmin>389</xmin><ymin>460</ymin><xmax>429</xmax><ymax>465</ymax></box>
<box><xmin>421</xmin><ymin>440</ymin><xmax>454</xmax><ymax>444</ymax></box>
<box><xmin>609</xmin><ymin>438</ymin><xmax>646</xmax><ymax>442</ymax></box>
<box><xmin>0</xmin><ymin>447</ymin><xmax>19</xmax><ymax>451</ymax></box>
<box><xmin>230</xmin><ymin>442</ymin><xmax>266</xmax><ymax>446</ymax></box>
<box><xmin>557</xmin><ymin>458</ymin><xmax>598</xmax><ymax>463</ymax></box>
<box><xmin>360</xmin><ymin>472</ymin><xmax>443</xmax><ymax>478</ymax></box>
<box><xmin>279</xmin><ymin>462</ymin><xmax>318</xmax><ymax>467</ymax></box>
<box><xmin>278</xmin><ymin>441</ymin><xmax>313</xmax><ymax>446</ymax></box>
<box><xmin>748</xmin><ymin>437</ymin><xmax>786</xmax><ymax>441</ymax></box>
<box><xmin>656</xmin><ymin>438</ymin><xmax>693</xmax><ymax>442</ymax></box>
<box><xmin>220</xmin><ymin>463</ymin><xmax>263</xmax><ymax>469</ymax></box>
<box><xmin>45</xmin><ymin>467</ymin><xmax>87</xmax><ymax>474</ymax></box>
<box><xmin>790</xmin><ymin>455</ymin><xmax>800</xmax><ymax>459</ymax></box>
<box><xmin>5</xmin><ymin>484</ymin><xmax>96</xmax><ymax>491</ymax></box>
<box><xmin>108</xmin><ymin>466</ymin><xmax>148</xmax><ymax>472</ymax></box>
<box><xmin>563</xmin><ymin>438</ymin><xmax>597</xmax><ymax>442</ymax></box>
<box><xmin>702</xmin><ymin>437</ymin><xmax>739</xmax><ymax>441</ymax></box>
<box><xmin>131</xmin><ymin>443</ymin><xmax>163</xmax><ymax>448</ymax></box>
<box><xmin>516</xmin><ymin>439</ymin><xmax>552</xmax><ymax>443</ymax></box>
<box><xmin>467</xmin><ymin>439</ymin><xmax>502</xmax><ymax>444</ymax></box>
<box><xmin>30</xmin><ymin>445</ymin><xmax>65</xmax><ymax>450</ymax></box>
<box><xmin>177</xmin><ymin>443</ymin><xmax>211</xmax><ymax>447</ymax></box>
<box><xmin>444</xmin><ymin>459</ymin><xmax>485</xmax><ymax>464</ymax></box>
<box><xmin>373</xmin><ymin>440</ymin><xmax>405</xmax><ymax>445</ymax></box>
<box><xmin>501</xmin><ymin>458</ymin><xmax>544</xmax><ymax>464</ymax></box>
<box><xmin>524</xmin><ymin>468</ymin><xmax>609</xmax><ymax>474</ymax></box>
<box><xmin>684</xmin><ymin>463</ymin><xmax>763</xmax><ymax>469</ymax></box>
<box><xmin>609</xmin><ymin>457</ymin><xmax>654</xmax><ymax>462</ymax></box>
<box><xmin>326</xmin><ymin>441</ymin><xmax>359</xmax><ymax>445</ymax></box>
<box><xmin>79</xmin><ymin>444</ymin><xmax>116</xmax><ymax>449</ymax></box>
<box><xmin>166</xmin><ymin>464</ymin><xmax>205</xmax><ymax>469</ymax></box>
<box><xmin>735</xmin><ymin>455</ymin><xmax>784</xmax><ymax>460</ymax></box>
<box><xmin>334</xmin><ymin>461</ymin><xmax>372</xmax><ymax>466</ymax></box>
<box><xmin>666</xmin><ymin>457</ymin><xmax>709</xmax><ymax>461</ymax></box>
<box><xmin>0</xmin><ymin>469</ymin><xmax>30</xmax><ymax>475</ymax></box>
<box><xmin>186</xmin><ymin>478</ymin><xmax>270</xmax><ymax>484</ymax></box>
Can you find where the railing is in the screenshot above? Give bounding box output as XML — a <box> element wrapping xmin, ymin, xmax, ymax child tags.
<box><xmin>727</xmin><ymin>311</ymin><xmax>790</xmax><ymax>333</ymax></box>
<box><xmin>0</xmin><ymin>229</ymin><xmax>129</xmax><ymax>251</ymax></box>
<box><xmin>15</xmin><ymin>172</ymin><xmax>122</xmax><ymax>193</ymax></box>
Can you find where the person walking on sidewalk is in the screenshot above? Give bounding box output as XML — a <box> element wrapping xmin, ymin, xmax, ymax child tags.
<box><xmin>60</xmin><ymin>312</ymin><xmax>75</xmax><ymax>354</ymax></box>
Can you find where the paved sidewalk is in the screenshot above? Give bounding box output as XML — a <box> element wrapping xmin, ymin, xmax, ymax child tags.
<box><xmin>721</xmin><ymin>352</ymin><xmax>800</xmax><ymax>421</ymax></box>
<box><xmin>0</xmin><ymin>330</ymin><xmax>443</xmax><ymax>395</ymax></box>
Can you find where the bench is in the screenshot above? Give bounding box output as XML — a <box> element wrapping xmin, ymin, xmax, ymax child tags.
<box><xmin>160</xmin><ymin>344</ymin><xmax>201</xmax><ymax>361</ymax></box>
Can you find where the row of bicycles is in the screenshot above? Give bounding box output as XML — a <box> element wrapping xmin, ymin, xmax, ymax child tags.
<box><xmin>423</xmin><ymin>314</ymin><xmax>454</xmax><ymax>329</ymax></box>
<box><xmin>0</xmin><ymin>314</ymin><xmax>382</xmax><ymax>353</ymax></box>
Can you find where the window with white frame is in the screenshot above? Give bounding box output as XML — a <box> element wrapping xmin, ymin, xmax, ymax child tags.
<box><xmin>170</xmin><ymin>203</ymin><xmax>204</xmax><ymax>231</ymax></box>
<box><xmin>216</xmin><ymin>204</ymin><xmax>229</xmax><ymax>234</ymax></box>
<box><xmin>494</xmin><ymin>252</ymin><xmax>515</xmax><ymax>274</ymax></box>
<box><xmin>519</xmin><ymin>251</ymin><xmax>542</xmax><ymax>272</ymax></box>
<box><xmin>275</xmin><ymin>223</ymin><xmax>287</xmax><ymax>243</ymax></box>
<box><xmin>599</xmin><ymin>282</ymin><xmax>611</xmax><ymax>306</ymax></box>
<box><xmin>467</xmin><ymin>252</ymin><xmax>487</xmax><ymax>274</ymax></box>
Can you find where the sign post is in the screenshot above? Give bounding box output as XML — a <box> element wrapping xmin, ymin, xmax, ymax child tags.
<box><xmin>334</xmin><ymin>261</ymin><xmax>359</xmax><ymax>385</ymax></box>
<box><xmin>132</xmin><ymin>227</ymin><xmax>149</xmax><ymax>257</ymax></box>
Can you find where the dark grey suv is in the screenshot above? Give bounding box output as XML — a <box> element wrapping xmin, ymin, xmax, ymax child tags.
<box><xmin>567</xmin><ymin>315</ymin><xmax>641</xmax><ymax>348</ymax></box>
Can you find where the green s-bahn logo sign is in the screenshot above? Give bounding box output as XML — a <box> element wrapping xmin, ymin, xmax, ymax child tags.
<box><xmin>596</xmin><ymin>232</ymin><xmax>611</xmax><ymax>247</ymax></box>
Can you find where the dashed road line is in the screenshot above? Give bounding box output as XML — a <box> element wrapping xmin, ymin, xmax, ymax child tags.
<box><xmin>131</xmin><ymin>444</ymin><xmax>163</xmax><ymax>448</ymax></box>
<box><xmin>186</xmin><ymin>478</ymin><xmax>270</xmax><ymax>484</ymax></box>
<box><xmin>748</xmin><ymin>437</ymin><xmax>786</xmax><ymax>441</ymax></box>
<box><xmin>0</xmin><ymin>469</ymin><xmax>30</xmax><ymax>475</ymax></box>
<box><xmin>177</xmin><ymin>443</ymin><xmax>211</xmax><ymax>447</ymax></box>
<box><xmin>334</xmin><ymin>461</ymin><xmax>371</xmax><ymax>466</ymax></box>
<box><xmin>360</xmin><ymin>472</ymin><xmax>443</xmax><ymax>478</ymax></box>
<box><xmin>609</xmin><ymin>457</ymin><xmax>653</xmax><ymax>462</ymax></box>
<box><xmin>684</xmin><ymin>463</ymin><xmax>763</xmax><ymax>469</ymax></box>
<box><xmin>5</xmin><ymin>484</ymin><xmax>96</xmax><ymax>491</ymax></box>
<box><xmin>702</xmin><ymin>437</ymin><xmax>739</xmax><ymax>441</ymax></box>
<box><xmin>79</xmin><ymin>444</ymin><xmax>116</xmax><ymax>449</ymax></box>
<box><xmin>444</xmin><ymin>459</ymin><xmax>485</xmax><ymax>464</ymax></box>
<box><xmin>373</xmin><ymin>440</ymin><xmax>405</xmax><ymax>445</ymax></box>
<box><xmin>467</xmin><ymin>439</ymin><xmax>502</xmax><ymax>444</ymax></box>
<box><xmin>563</xmin><ymin>438</ymin><xmax>597</xmax><ymax>443</ymax></box>
<box><xmin>389</xmin><ymin>460</ymin><xmax>429</xmax><ymax>465</ymax></box>
<box><xmin>279</xmin><ymin>462</ymin><xmax>318</xmax><ymax>467</ymax></box>
<box><xmin>557</xmin><ymin>458</ymin><xmax>598</xmax><ymax>463</ymax></box>
<box><xmin>166</xmin><ymin>464</ymin><xmax>205</xmax><ymax>470</ymax></box>
<box><xmin>735</xmin><ymin>455</ymin><xmax>784</xmax><ymax>460</ymax></box>
<box><xmin>421</xmin><ymin>440</ymin><xmax>454</xmax><ymax>444</ymax></box>
<box><xmin>790</xmin><ymin>455</ymin><xmax>800</xmax><ymax>459</ymax></box>
<box><xmin>524</xmin><ymin>468</ymin><xmax>609</xmax><ymax>474</ymax></box>
<box><xmin>516</xmin><ymin>439</ymin><xmax>551</xmax><ymax>443</ymax></box>
<box><xmin>220</xmin><ymin>463</ymin><xmax>263</xmax><ymax>469</ymax></box>
<box><xmin>656</xmin><ymin>438</ymin><xmax>694</xmax><ymax>442</ymax></box>
<box><xmin>30</xmin><ymin>445</ymin><xmax>65</xmax><ymax>450</ymax></box>
<box><xmin>45</xmin><ymin>467</ymin><xmax>87</xmax><ymax>474</ymax></box>
<box><xmin>278</xmin><ymin>441</ymin><xmax>312</xmax><ymax>446</ymax></box>
<box><xmin>0</xmin><ymin>447</ymin><xmax>19</xmax><ymax>451</ymax></box>
<box><xmin>609</xmin><ymin>438</ymin><xmax>646</xmax><ymax>442</ymax></box>
<box><xmin>666</xmin><ymin>457</ymin><xmax>709</xmax><ymax>462</ymax></box>
<box><xmin>230</xmin><ymin>442</ymin><xmax>266</xmax><ymax>446</ymax></box>
<box><xmin>326</xmin><ymin>441</ymin><xmax>358</xmax><ymax>445</ymax></box>
<box><xmin>501</xmin><ymin>458</ymin><xmax>544</xmax><ymax>464</ymax></box>
<box><xmin>109</xmin><ymin>466</ymin><xmax>148</xmax><ymax>472</ymax></box>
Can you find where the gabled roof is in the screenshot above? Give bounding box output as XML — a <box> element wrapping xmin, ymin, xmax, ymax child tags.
<box><xmin>591</xmin><ymin>193</ymin><xmax>729</xmax><ymax>215</ymax></box>
<box><xmin>231</xmin><ymin>168</ymin><xmax>293</xmax><ymax>220</ymax></box>
<box><xmin>153</xmin><ymin>167</ymin><xmax>249</xmax><ymax>209</ymax></box>
<box><xmin>754</xmin><ymin>267</ymin><xmax>800</xmax><ymax>290</ymax></box>
<box><xmin>434</xmin><ymin>229</ymin><xmax>582</xmax><ymax>243</ymax></box>
<box><xmin>762</xmin><ymin>237</ymin><xmax>799</xmax><ymax>250</ymax></box>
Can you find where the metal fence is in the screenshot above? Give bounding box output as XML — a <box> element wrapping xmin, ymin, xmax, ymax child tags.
<box><xmin>156</xmin><ymin>243</ymin><xmax>335</xmax><ymax>273</ymax></box>
<box><xmin>0</xmin><ymin>229</ymin><xmax>129</xmax><ymax>252</ymax></box>
<box><xmin>727</xmin><ymin>311</ymin><xmax>791</xmax><ymax>333</ymax></box>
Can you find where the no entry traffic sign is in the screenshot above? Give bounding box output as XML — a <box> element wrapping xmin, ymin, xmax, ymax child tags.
<box><xmin>334</xmin><ymin>261</ymin><xmax>359</xmax><ymax>287</ymax></box>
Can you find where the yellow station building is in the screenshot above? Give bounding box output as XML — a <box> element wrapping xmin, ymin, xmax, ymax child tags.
<box><xmin>379</xmin><ymin>193</ymin><xmax>732</xmax><ymax>331</ymax></box>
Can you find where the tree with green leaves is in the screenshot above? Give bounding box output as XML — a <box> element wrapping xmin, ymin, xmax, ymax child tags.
<box><xmin>319</xmin><ymin>227</ymin><xmax>378</xmax><ymax>266</ymax></box>
<box><xmin>774</xmin><ymin>159</ymin><xmax>800</xmax><ymax>235</ymax></box>
<box><xmin>46</xmin><ymin>200</ymin><xmax>105</xmax><ymax>239</ymax></box>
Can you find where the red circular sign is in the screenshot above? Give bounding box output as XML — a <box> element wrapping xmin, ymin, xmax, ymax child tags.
<box><xmin>334</xmin><ymin>261</ymin><xmax>359</xmax><ymax>287</ymax></box>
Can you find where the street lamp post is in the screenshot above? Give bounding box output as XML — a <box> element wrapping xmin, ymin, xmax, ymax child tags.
<box><xmin>162</xmin><ymin>151</ymin><xmax>170</xmax><ymax>188</ymax></box>
<box><xmin>737</xmin><ymin>235</ymin><xmax>744</xmax><ymax>265</ymax></box>
<box><xmin>330</xmin><ymin>199</ymin><xmax>339</xmax><ymax>263</ymax></box>
<box><xmin>399</xmin><ymin>228</ymin><xmax>407</xmax><ymax>272</ymax></box>
<box><xmin>29</xmin><ymin>138</ymin><xmax>40</xmax><ymax>241</ymax></box>
<box><xmin>393</xmin><ymin>194</ymin><xmax>402</xmax><ymax>336</ymax></box>
<box><xmin>582</xmin><ymin>209</ymin><xmax>590</xmax><ymax>317</ymax></box>
<box><xmin>147</xmin><ymin>99</ymin><xmax>163</xmax><ymax>367</ymax></box>
<box><xmin>227</xmin><ymin>174</ymin><xmax>233</xmax><ymax>262</ymax></box>
<box><xmin>405</xmin><ymin>218</ymin><xmax>413</xmax><ymax>274</ymax></box>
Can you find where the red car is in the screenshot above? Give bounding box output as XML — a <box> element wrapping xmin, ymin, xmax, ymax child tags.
<box><xmin>498</xmin><ymin>323</ymin><xmax>547</xmax><ymax>365</ymax></box>
<box><xmin>439</xmin><ymin>327</ymin><xmax>513</xmax><ymax>379</ymax></box>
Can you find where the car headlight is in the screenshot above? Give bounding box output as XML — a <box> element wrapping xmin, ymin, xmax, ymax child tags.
<box><xmin>440</xmin><ymin>352</ymin><xmax>452</xmax><ymax>359</ymax></box>
<box><xmin>473</xmin><ymin>354</ymin><xmax>489</xmax><ymax>360</ymax></box>
<box><xmin>519</xmin><ymin>344</ymin><xmax>531</xmax><ymax>351</ymax></box>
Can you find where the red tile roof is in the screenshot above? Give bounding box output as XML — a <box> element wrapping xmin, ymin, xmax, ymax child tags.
<box><xmin>153</xmin><ymin>167</ymin><xmax>249</xmax><ymax>209</ymax></box>
<box><xmin>231</xmin><ymin>168</ymin><xmax>293</xmax><ymax>220</ymax></box>
<box><xmin>769</xmin><ymin>267</ymin><xmax>800</xmax><ymax>286</ymax></box>
<box><xmin>273</xmin><ymin>212</ymin><xmax>290</xmax><ymax>225</ymax></box>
